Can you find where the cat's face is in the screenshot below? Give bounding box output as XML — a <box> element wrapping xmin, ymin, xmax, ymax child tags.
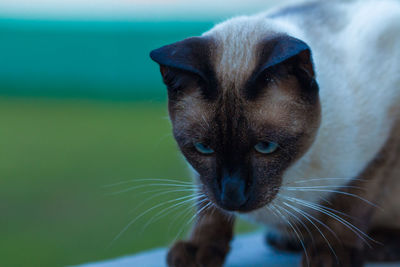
<box><xmin>150</xmin><ymin>31</ymin><xmax>321</xmax><ymax>212</ymax></box>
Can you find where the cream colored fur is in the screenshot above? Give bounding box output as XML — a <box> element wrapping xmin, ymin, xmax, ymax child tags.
<box><xmin>201</xmin><ymin>0</ymin><xmax>400</xmax><ymax>227</ymax></box>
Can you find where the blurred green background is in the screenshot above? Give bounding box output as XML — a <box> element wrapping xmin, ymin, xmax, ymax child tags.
<box><xmin>0</xmin><ymin>1</ymin><xmax>280</xmax><ymax>266</ymax></box>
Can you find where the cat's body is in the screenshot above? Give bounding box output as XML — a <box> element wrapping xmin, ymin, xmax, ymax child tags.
<box><xmin>228</xmin><ymin>0</ymin><xmax>400</xmax><ymax>230</ymax></box>
<box><xmin>150</xmin><ymin>0</ymin><xmax>400</xmax><ymax>266</ymax></box>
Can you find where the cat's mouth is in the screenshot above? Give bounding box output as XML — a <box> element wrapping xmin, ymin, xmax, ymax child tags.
<box><xmin>213</xmin><ymin>194</ymin><xmax>272</xmax><ymax>213</ymax></box>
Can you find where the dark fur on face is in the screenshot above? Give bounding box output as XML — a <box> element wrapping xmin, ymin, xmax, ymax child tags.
<box><xmin>150</xmin><ymin>35</ymin><xmax>321</xmax><ymax>212</ymax></box>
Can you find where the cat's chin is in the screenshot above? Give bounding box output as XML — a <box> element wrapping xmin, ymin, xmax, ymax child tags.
<box><xmin>213</xmin><ymin>197</ymin><xmax>271</xmax><ymax>213</ymax></box>
<box><xmin>205</xmin><ymin>187</ymin><xmax>277</xmax><ymax>213</ymax></box>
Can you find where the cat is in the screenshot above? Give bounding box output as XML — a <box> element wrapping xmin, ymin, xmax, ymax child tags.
<box><xmin>150</xmin><ymin>0</ymin><xmax>400</xmax><ymax>266</ymax></box>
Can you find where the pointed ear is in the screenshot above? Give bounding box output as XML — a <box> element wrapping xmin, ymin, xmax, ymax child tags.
<box><xmin>150</xmin><ymin>37</ymin><xmax>211</xmax><ymax>80</ymax></box>
<box><xmin>257</xmin><ymin>35</ymin><xmax>315</xmax><ymax>78</ymax></box>
<box><xmin>245</xmin><ymin>35</ymin><xmax>318</xmax><ymax>101</ymax></box>
<box><xmin>150</xmin><ymin>37</ymin><xmax>215</xmax><ymax>98</ymax></box>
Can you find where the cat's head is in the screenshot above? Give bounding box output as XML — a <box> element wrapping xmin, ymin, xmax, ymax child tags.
<box><xmin>150</xmin><ymin>20</ymin><xmax>321</xmax><ymax>212</ymax></box>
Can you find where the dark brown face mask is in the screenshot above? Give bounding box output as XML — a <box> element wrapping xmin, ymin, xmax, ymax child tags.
<box><xmin>150</xmin><ymin>34</ymin><xmax>321</xmax><ymax>212</ymax></box>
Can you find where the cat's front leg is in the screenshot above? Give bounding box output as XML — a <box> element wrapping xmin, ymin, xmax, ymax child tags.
<box><xmin>167</xmin><ymin>201</ymin><xmax>234</xmax><ymax>267</ymax></box>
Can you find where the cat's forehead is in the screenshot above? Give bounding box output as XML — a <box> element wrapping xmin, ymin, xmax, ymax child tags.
<box><xmin>204</xmin><ymin>16</ymin><xmax>282</xmax><ymax>91</ymax></box>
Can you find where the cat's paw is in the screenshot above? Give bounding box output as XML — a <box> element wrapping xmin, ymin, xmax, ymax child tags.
<box><xmin>301</xmin><ymin>244</ymin><xmax>365</xmax><ymax>267</ymax></box>
<box><xmin>166</xmin><ymin>240</ymin><xmax>228</xmax><ymax>267</ymax></box>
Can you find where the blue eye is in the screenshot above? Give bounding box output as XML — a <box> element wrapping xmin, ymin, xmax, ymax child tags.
<box><xmin>194</xmin><ymin>142</ymin><xmax>214</xmax><ymax>154</ymax></box>
<box><xmin>254</xmin><ymin>141</ymin><xmax>279</xmax><ymax>154</ymax></box>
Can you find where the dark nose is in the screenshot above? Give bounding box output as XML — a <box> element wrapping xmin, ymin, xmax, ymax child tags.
<box><xmin>220</xmin><ymin>172</ymin><xmax>247</xmax><ymax>210</ymax></box>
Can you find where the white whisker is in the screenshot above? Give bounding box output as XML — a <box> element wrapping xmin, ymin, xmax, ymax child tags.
<box><xmin>286</xmin><ymin>177</ymin><xmax>365</xmax><ymax>186</ymax></box>
<box><xmin>278</xmin><ymin>202</ymin><xmax>315</xmax><ymax>244</ymax></box>
<box><xmin>128</xmin><ymin>188</ymin><xmax>199</xmax><ymax>215</ymax></box>
<box><xmin>283</xmin><ymin>196</ymin><xmax>378</xmax><ymax>248</ymax></box>
<box><xmin>103</xmin><ymin>178</ymin><xmax>194</xmax><ymax>188</ymax></box>
<box><xmin>172</xmin><ymin>201</ymin><xmax>212</xmax><ymax>243</ymax></box>
<box><xmin>282</xmin><ymin>188</ymin><xmax>381</xmax><ymax>210</ymax></box>
<box><xmin>167</xmin><ymin>202</ymin><xmax>197</xmax><ymax>238</ymax></box>
<box><xmin>283</xmin><ymin>201</ymin><xmax>338</xmax><ymax>263</ymax></box>
<box><xmin>271</xmin><ymin>204</ymin><xmax>309</xmax><ymax>267</ymax></box>
<box><xmin>108</xmin><ymin>183</ymin><xmax>197</xmax><ymax>196</ymax></box>
<box><xmin>283</xmin><ymin>195</ymin><xmax>359</xmax><ymax>222</ymax></box>
<box><xmin>283</xmin><ymin>185</ymin><xmax>364</xmax><ymax>191</ymax></box>
<box><xmin>280</xmin><ymin>206</ymin><xmax>307</xmax><ymax>243</ymax></box>
<box><xmin>111</xmin><ymin>194</ymin><xmax>202</xmax><ymax>245</ymax></box>
<box><xmin>140</xmin><ymin>187</ymin><xmax>198</xmax><ymax>195</ymax></box>
<box><xmin>140</xmin><ymin>194</ymin><xmax>205</xmax><ymax>233</ymax></box>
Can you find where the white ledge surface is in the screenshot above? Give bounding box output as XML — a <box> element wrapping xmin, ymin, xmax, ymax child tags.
<box><xmin>79</xmin><ymin>232</ymin><xmax>399</xmax><ymax>267</ymax></box>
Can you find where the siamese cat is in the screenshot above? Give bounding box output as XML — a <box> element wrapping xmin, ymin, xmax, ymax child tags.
<box><xmin>150</xmin><ymin>0</ymin><xmax>400</xmax><ymax>266</ymax></box>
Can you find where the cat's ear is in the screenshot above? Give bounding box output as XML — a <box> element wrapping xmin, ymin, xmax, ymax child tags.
<box><xmin>248</xmin><ymin>35</ymin><xmax>318</xmax><ymax>100</ymax></box>
<box><xmin>257</xmin><ymin>35</ymin><xmax>315</xmax><ymax>78</ymax></box>
<box><xmin>150</xmin><ymin>37</ymin><xmax>215</xmax><ymax>98</ymax></box>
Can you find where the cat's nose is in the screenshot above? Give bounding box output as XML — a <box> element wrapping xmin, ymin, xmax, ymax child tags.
<box><xmin>220</xmin><ymin>172</ymin><xmax>247</xmax><ymax>210</ymax></box>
